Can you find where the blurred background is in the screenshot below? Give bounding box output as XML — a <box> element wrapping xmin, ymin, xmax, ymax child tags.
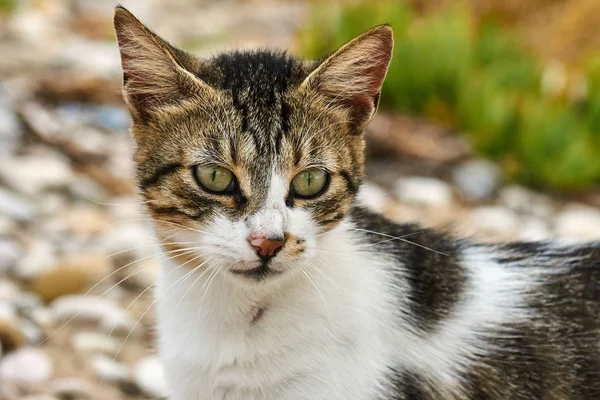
<box><xmin>0</xmin><ymin>0</ymin><xmax>599</xmax><ymax>398</ymax></box>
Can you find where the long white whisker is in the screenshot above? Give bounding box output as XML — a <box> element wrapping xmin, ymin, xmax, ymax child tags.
<box><xmin>301</xmin><ymin>268</ymin><xmax>331</xmax><ymax>322</ymax></box>
<box><xmin>351</xmin><ymin>228</ymin><xmax>449</xmax><ymax>256</ymax></box>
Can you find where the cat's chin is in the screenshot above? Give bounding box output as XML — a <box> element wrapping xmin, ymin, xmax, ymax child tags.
<box><xmin>229</xmin><ymin>262</ymin><xmax>283</xmax><ymax>282</ymax></box>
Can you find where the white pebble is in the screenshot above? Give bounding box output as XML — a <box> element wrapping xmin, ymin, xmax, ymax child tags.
<box><xmin>393</xmin><ymin>177</ymin><xmax>453</xmax><ymax>207</ymax></box>
<box><xmin>15</xmin><ymin>239</ymin><xmax>57</xmax><ymax>279</ymax></box>
<box><xmin>0</xmin><ymin>239</ymin><xmax>21</xmax><ymax>275</ymax></box>
<box><xmin>0</xmin><ymin>279</ymin><xmax>19</xmax><ymax>301</ymax></box>
<box><xmin>452</xmin><ymin>159</ymin><xmax>501</xmax><ymax>202</ymax></box>
<box><xmin>554</xmin><ymin>204</ymin><xmax>600</xmax><ymax>240</ymax></box>
<box><xmin>518</xmin><ymin>217</ymin><xmax>552</xmax><ymax>241</ymax></box>
<box><xmin>0</xmin><ymin>155</ymin><xmax>74</xmax><ymax>196</ymax></box>
<box><xmin>50</xmin><ymin>295</ymin><xmax>135</xmax><ymax>332</ymax></box>
<box><xmin>134</xmin><ymin>356</ymin><xmax>169</xmax><ymax>398</ymax></box>
<box><xmin>92</xmin><ymin>355</ymin><xmax>130</xmax><ymax>383</ymax></box>
<box><xmin>72</xmin><ymin>331</ymin><xmax>119</xmax><ymax>355</ymax></box>
<box><xmin>0</xmin><ymin>187</ymin><xmax>35</xmax><ymax>222</ymax></box>
<box><xmin>0</xmin><ymin>301</ymin><xmax>17</xmax><ymax>321</ymax></box>
<box><xmin>499</xmin><ymin>185</ymin><xmax>554</xmax><ymax>218</ymax></box>
<box><xmin>471</xmin><ymin>206</ymin><xmax>520</xmax><ymax>234</ymax></box>
<box><xmin>356</xmin><ymin>182</ymin><xmax>390</xmax><ymax>213</ymax></box>
<box><xmin>0</xmin><ymin>347</ymin><xmax>53</xmax><ymax>382</ymax></box>
<box><xmin>20</xmin><ymin>319</ymin><xmax>44</xmax><ymax>345</ymax></box>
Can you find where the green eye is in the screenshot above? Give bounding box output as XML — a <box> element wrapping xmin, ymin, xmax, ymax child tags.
<box><xmin>291</xmin><ymin>169</ymin><xmax>329</xmax><ymax>198</ymax></box>
<box><xmin>194</xmin><ymin>166</ymin><xmax>234</xmax><ymax>193</ymax></box>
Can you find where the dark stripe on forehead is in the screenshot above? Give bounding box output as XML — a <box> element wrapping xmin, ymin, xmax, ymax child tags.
<box><xmin>139</xmin><ymin>163</ymin><xmax>182</xmax><ymax>189</ymax></box>
<box><xmin>229</xmin><ymin>134</ymin><xmax>238</xmax><ymax>164</ymax></box>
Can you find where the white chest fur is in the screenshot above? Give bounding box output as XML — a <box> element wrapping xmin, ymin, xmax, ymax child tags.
<box><xmin>155</xmin><ymin>228</ymin><xmax>396</xmax><ymax>400</ymax></box>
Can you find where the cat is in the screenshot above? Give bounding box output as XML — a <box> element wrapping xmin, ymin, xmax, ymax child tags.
<box><xmin>113</xmin><ymin>6</ymin><xmax>600</xmax><ymax>400</ymax></box>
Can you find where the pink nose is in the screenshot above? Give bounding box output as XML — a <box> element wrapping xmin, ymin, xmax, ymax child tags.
<box><xmin>248</xmin><ymin>236</ymin><xmax>286</xmax><ymax>259</ymax></box>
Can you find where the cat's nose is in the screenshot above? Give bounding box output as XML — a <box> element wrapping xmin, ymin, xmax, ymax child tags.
<box><xmin>248</xmin><ymin>235</ymin><xmax>286</xmax><ymax>259</ymax></box>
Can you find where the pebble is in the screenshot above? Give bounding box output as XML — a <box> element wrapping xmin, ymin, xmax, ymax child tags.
<box><xmin>20</xmin><ymin>319</ymin><xmax>44</xmax><ymax>345</ymax></box>
<box><xmin>101</xmin><ymin>221</ymin><xmax>155</xmax><ymax>263</ymax></box>
<box><xmin>30</xmin><ymin>253</ymin><xmax>111</xmax><ymax>303</ymax></box>
<box><xmin>134</xmin><ymin>356</ymin><xmax>169</xmax><ymax>398</ymax></box>
<box><xmin>15</xmin><ymin>239</ymin><xmax>57</xmax><ymax>280</ymax></box>
<box><xmin>0</xmin><ymin>347</ymin><xmax>53</xmax><ymax>382</ymax></box>
<box><xmin>50</xmin><ymin>295</ymin><xmax>135</xmax><ymax>333</ymax></box>
<box><xmin>554</xmin><ymin>204</ymin><xmax>600</xmax><ymax>240</ymax></box>
<box><xmin>0</xmin><ymin>299</ymin><xmax>18</xmax><ymax>321</ymax></box>
<box><xmin>29</xmin><ymin>307</ymin><xmax>54</xmax><ymax>328</ymax></box>
<box><xmin>0</xmin><ymin>155</ymin><xmax>74</xmax><ymax>196</ymax></box>
<box><xmin>0</xmin><ymin>239</ymin><xmax>22</xmax><ymax>275</ymax></box>
<box><xmin>37</xmin><ymin>193</ymin><xmax>68</xmax><ymax>217</ymax></box>
<box><xmin>0</xmin><ymin>215</ymin><xmax>16</xmax><ymax>235</ymax></box>
<box><xmin>0</xmin><ymin>279</ymin><xmax>19</xmax><ymax>300</ymax></box>
<box><xmin>470</xmin><ymin>206</ymin><xmax>520</xmax><ymax>234</ymax></box>
<box><xmin>30</xmin><ymin>266</ymin><xmax>90</xmax><ymax>304</ymax></box>
<box><xmin>57</xmin><ymin>103</ymin><xmax>130</xmax><ymax>132</ymax></box>
<box><xmin>92</xmin><ymin>355</ymin><xmax>130</xmax><ymax>383</ymax></box>
<box><xmin>452</xmin><ymin>159</ymin><xmax>501</xmax><ymax>202</ymax></box>
<box><xmin>393</xmin><ymin>177</ymin><xmax>454</xmax><ymax>207</ymax></box>
<box><xmin>59</xmin><ymin>207</ymin><xmax>111</xmax><ymax>235</ymax></box>
<box><xmin>69</xmin><ymin>177</ymin><xmax>109</xmax><ymax>202</ymax></box>
<box><xmin>357</xmin><ymin>182</ymin><xmax>390</xmax><ymax>213</ymax></box>
<box><xmin>0</xmin><ymin>318</ymin><xmax>26</xmax><ymax>351</ymax></box>
<box><xmin>499</xmin><ymin>185</ymin><xmax>554</xmax><ymax>219</ymax></box>
<box><xmin>0</xmin><ymin>185</ymin><xmax>36</xmax><ymax>222</ymax></box>
<box><xmin>51</xmin><ymin>377</ymin><xmax>94</xmax><ymax>399</ymax></box>
<box><xmin>12</xmin><ymin>292</ymin><xmax>43</xmax><ymax>314</ymax></box>
<box><xmin>0</xmin><ymin>106</ymin><xmax>22</xmax><ymax>155</ymax></box>
<box><xmin>72</xmin><ymin>331</ymin><xmax>119</xmax><ymax>355</ymax></box>
<box><xmin>519</xmin><ymin>217</ymin><xmax>552</xmax><ymax>241</ymax></box>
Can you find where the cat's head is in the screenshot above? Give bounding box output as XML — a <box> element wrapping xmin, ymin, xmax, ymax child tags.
<box><xmin>114</xmin><ymin>6</ymin><xmax>393</xmax><ymax>283</ymax></box>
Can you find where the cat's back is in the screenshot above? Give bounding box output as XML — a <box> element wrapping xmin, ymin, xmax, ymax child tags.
<box><xmin>349</xmin><ymin>205</ymin><xmax>600</xmax><ymax>399</ymax></box>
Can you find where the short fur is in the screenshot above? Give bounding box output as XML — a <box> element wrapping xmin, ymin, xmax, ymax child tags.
<box><xmin>114</xmin><ymin>6</ymin><xmax>600</xmax><ymax>400</ymax></box>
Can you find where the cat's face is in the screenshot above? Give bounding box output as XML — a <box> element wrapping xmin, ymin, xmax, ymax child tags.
<box><xmin>114</xmin><ymin>7</ymin><xmax>392</xmax><ymax>283</ymax></box>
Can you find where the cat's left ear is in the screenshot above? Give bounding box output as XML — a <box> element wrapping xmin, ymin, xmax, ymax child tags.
<box><xmin>301</xmin><ymin>25</ymin><xmax>393</xmax><ymax>131</ymax></box>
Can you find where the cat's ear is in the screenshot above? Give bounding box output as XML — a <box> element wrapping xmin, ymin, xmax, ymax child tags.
<box><xmin>301</xmin><ymin>25</ymin><xmax>393</xmax><ymax>130</ymax></box>
<box><xmin>113</xmin><ymin>6</ymin><xmax>212</xmax><ymax>121</ymax></box>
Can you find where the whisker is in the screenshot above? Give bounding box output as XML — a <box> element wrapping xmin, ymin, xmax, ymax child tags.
<box><xmin>112</xmin><ymin>257</ymin><xmax>212</xmax><ymax>361</ymax></box>
<box><xmin>39</xmin><ymin>247</ymin><xmax>200</xmax><ymax>345</ymax></box>
<box><xmin>306</xmin><ymin>260</ymin><xmax>344</xmax><ymax>293</ymax></box>
<box><xmin>102</xmin><ymin>241</ymin><xmax>198</xmax><ymax>260</ymax></box>
<box><xmin>351</xmin><ymin>228</ymin><xmax>449</xmax><ymax>256</ymax></box>
<box><xmin>175</xmin><ymin>256</ymin><xmax>216</xmax><ymax>309</ymax></box>
<box><xmin>300</xmin><ymin>268</ymin><xmax>331</xmax><ymax>322</ymax></box>
<box><xmin>104</xmin><ymin>252</ymin><xmax>203</xmax><ymax>344</ymax></box>
<box><xmin>200</xmin><ymin>262</ymin><xmax>225</xmax><ymax>307</ymax></box>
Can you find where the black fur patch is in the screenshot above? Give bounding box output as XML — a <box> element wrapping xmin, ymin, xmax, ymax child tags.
<box><xmin>350</xmin><ymin>206</ymin><xmax>467</xmax><ymax>333</ymax></box>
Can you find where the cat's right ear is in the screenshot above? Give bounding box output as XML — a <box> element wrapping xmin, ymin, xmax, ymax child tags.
<box><xmin>113</xmin><ymin>6</ymin><xmax>212</xmax><ymax>122</ymax></box>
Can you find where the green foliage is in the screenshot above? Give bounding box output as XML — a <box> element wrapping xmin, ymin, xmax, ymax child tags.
<box><xmin>0</xmin><ymin>0</ymin><xmax>16</xmax><ymax>14</ymax></box>
<box><xmin>298</xmin><ymin>0</ymin><xmax>600</xmax><ymax>190</ymax></box>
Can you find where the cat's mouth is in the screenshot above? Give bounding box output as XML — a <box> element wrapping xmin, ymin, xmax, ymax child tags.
<box><xmin>230</xmin><ymin>262</ymin><xmax>282</xmax><ymax>281</ymax></box>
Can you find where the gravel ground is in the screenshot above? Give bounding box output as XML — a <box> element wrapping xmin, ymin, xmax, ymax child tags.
<box><xmin>0</xmin><ymin>1</ymin><xmax>599</xmax><ymax>399</ymax></box>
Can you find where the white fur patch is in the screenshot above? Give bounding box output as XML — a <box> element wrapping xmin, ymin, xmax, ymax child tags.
<box><xmin>391</xmin><ymin>246</ymin><xmax>535</xmax><ymax>394</ymax></box>
<box><xmin>155</xmin><ymin>220</ymin><xmax>397</xmax><ymax>400</ymax></box>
